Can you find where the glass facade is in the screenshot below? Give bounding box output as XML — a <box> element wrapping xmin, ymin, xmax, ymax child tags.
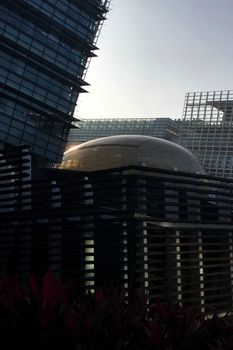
<box><xmin>68</xmin><ymin>117</ymin><xmax>180</xmax><ymax>149</ymax></box>
<box><xmin>179</xmin><ymin>90</ymin><xmax>233</xmax><ymax>178</ymax></box>
<box><xmin>62</xmin><ymin>135</ymin><xmax>204</xmax><ymax>174</ymax></box>
<box><xmin>0</xmin><ymin>0</ymin><xmax>110</xmax><ymax>166</ymax></box>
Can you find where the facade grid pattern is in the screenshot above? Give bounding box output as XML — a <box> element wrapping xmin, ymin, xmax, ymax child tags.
<box><xmin>68</xmin><ymin>118</ymin><xmax>179</xmax><ymax>148</ymax></box>
<box><xmin>179</xmin><ymin>90</ymin><xmax>233</xmax><ymax>178</ymax></box>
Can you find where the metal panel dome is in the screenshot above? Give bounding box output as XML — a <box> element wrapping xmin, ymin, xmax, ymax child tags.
<box><xmin>61</xmin><ymin>135</ymin><xmax>206</xmax><ymax>174</ymax></box>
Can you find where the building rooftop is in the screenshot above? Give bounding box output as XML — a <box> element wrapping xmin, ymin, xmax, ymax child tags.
<box><xmin>62</xmin><ymin>135</ymin><xmax>205</xmax><ymax>174</ymax></box>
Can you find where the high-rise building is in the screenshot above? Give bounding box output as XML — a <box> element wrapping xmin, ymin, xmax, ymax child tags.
<box><xmin>0</xmin><ymin>0</ymin><xmax>110</xmax><ymax>167</ymax></box>
<box><xmin>67</xmin><ymin>117</ymin><xmax>180</xmax><ymax>149</ymax></box>
<box><xmin>179</xmin><ymin>90</ymin><xmax>233</xmax><ymax>178</ymax></box>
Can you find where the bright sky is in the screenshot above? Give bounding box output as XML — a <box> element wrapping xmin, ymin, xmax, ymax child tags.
<box><xmin>75</xmin><ymin>0</ymin><xmax>233</xmax><ymax>120</ymax></box>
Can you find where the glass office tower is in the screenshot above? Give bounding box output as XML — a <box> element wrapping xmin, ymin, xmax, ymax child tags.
<box><xmin>68</xmin><ymin>117</ymin><xmax>180</xmax><ymax>149</ymax></box>
<box><xmin>0</xmin><ymin>0</ymin><xmax>110</xmax><ymax>166</ymax></box>
<box><xmin>179</xmin><ymin>90</ymin><xmax>233</xmax><ymax>178</ymax></box>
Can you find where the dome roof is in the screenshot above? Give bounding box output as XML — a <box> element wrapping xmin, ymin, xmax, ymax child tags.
<box><xmin>61</xmin><ymin>135</ymin><xmax>205</xmax><ymax>174</ymax></box>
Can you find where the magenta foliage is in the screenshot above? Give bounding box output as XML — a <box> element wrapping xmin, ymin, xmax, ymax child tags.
<box><xmin>0</xmin><ymin>272</ymin><xmax>232</xmax><ymax>349</ymax></box>
<box><xmin>30</xmin><ymin>271</ymin><xmax>67</xmax><ymax>328</ymax></box>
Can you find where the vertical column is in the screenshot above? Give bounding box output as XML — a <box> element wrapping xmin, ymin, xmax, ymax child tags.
<box><xmin>84</xmin><ymin>238</ymin><xmax>95</xmax><ymax>291</ymax></box>
<box><xmin>122</xmin><ymin>178</ymin><xmax>128</xmax><ymax>289</ymax></box>
<box><xmin>229</xmin><ymin>232</ymin><xmax>233</xmax><ymax>307</ymax></box>
<box><xmin>48</xmin><ymin>180</ymin><xmax>62</xmax><ymax>278</ymax></box>
<box><xmin>186</xmin><ymin>182</ymin><xmax>203</xmax><ymax>310</ymax></box>
<box><xmin>217</xmin><ymin>184</ymin><xmax>232</xmax><ymax>309</ymax></box>
<box><xmin>143</xmin><ymin>221</ymin><xmax>149</xmax><ymax>289</ymax></box>
<box><xmin>198</xmin><ymin>231</ymin><xmax>205</xmax><ymax>313</ymax></box>
<box><xmin>175</xmin><ymin>230</ymin><xmax>182</xmax><ymax>303</ymax></box>
<box><xmin>84</xmin><ymin>176</ymin><xmax>95</xmax><ymax>291</ymax></box>
<box><xmin>164</xmin><ymin>182</ymin><xmax>181</xmax><ymax>303</ymax></box>
<box><xmin>18</xmin><ymin>147</ymin><xmax>32</xmax><ymax>282</ymax></box>
<box><xmin>138</xmin><ymin>178</ymin><xmax>149</xmax><ymax>291</ymax></box>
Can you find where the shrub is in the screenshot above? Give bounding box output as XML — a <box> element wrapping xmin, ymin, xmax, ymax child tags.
<box><xmin>0</xmin><ymin>272</ymin><xmax>232</xmax><ymax>349</ymax></box>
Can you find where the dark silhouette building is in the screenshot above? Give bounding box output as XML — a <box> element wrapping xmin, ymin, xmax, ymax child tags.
<box><xmin>0</xmin><ymin>0</ymin><xmax>110</xmax><ymax>167</ymax></box>
<box><xmin>1</xmin><ymin>137</ymin><xmax>233</xmax><ymax>314</ymax></box>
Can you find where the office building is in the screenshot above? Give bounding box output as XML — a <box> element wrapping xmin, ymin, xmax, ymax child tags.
<box><xmin>0</xmin><ymin>0</ymin><xmax>110</xmax><ymax>167</ymax></box>
<box><xmin>67</xmin><ymin>117</ymin><xmax>180</xmax><ymax>149</ymax></box>
<box><xmin>1</xmin><ymin>136</ymin><xmax>233</xmax><ymax>314</ymax></box>
<box><xmin>179</xmin><ymin>90</ymin><xmax>233</xmax><ymax>178</ymax></box>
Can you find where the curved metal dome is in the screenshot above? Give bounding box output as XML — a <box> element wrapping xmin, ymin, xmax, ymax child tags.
<box><xmin>61</xmin><ymin>135</ymin><xmax>205</xmax><ymax>174</ymax></box>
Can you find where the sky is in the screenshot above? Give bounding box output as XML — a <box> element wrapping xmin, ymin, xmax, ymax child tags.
<box><xmin>76</xmin><ymin>0</ymin><xmax>233</xmax><ymax>120</ymax></box>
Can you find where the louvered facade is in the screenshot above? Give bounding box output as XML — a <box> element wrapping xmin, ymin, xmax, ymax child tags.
<box><xmin>1</xmin><ymin>146</ymin><xmax>233</xmax><ymax>314</ymax></box>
